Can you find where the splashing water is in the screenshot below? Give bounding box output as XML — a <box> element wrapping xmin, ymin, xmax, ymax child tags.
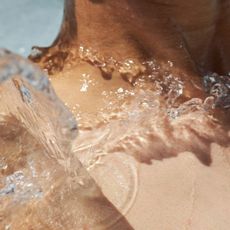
<box><xmin>68</xmin><ymin>57</ymin><xmax>229</xmax><ymax>167</ymax></box>
<box><xmin>0</xmin><ymin>46</ymin><xmax>229</xmax><ymax>229</ymax></box>
<box><xmin>46</xmin><ymin>48</ymin><xmax>230</xmax><ymax>229</ymax></box>
<box><xmin>0</xmin><ymin>49</ymin><xmax>134</xmax><ymax>230</ymax></box>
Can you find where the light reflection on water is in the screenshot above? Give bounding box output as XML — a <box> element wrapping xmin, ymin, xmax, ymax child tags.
<box><xmin>0</xmin><ymin>45</ymin><xmax>229</xmax><ymax>229</ymax></box>
<box><xmin>0</xmin><ymin>50</ymin><xmax>135</xmax><ymax>229</ymax></box>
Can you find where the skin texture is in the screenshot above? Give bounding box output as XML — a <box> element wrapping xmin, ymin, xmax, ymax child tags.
<box><xmin>1</xmin><ymin>0</ymin><xmax>230</xmax><ymax>229</ymax></box>
<box><xmin>32</xmin><ymin>0</ymin><xmax>230</xmax><ymax>85</ymax></box>
<box><xmin>30</xmin><ymin>0</ymin><xmax>230</xmax><ymax>131</ymax></box>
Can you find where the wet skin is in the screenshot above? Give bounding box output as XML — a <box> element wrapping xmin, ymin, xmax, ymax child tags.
<box><xmin>1</xmin><ymin>1</ymin><xmax>230</xmax><ymax>229</ymax></box>
<box><xmin>31</xmin><ymin>0</ymin><xmax>230</xmax><ymax>99</ymax></box>
<box><xmin>29</xmin><ymin>0</ymin><xmax>230</xmax><ymax>162</ymax></box>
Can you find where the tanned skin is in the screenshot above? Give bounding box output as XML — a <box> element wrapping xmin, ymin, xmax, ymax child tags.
<box><xmin>32</xmin><ymin>0</ymin><xmax>230</xmax><ymax>80</ymax></box>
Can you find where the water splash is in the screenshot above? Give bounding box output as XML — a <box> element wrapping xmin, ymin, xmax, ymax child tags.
<box><xmin>79</xmin><ymin>45</ymin><xmax>146</xmax><ymax>81</ymax></box>
<box><xmin>70</xmin><ymin>58</ymin><xmax>229</xmax><ymax>168</ymax></box>
<box><xmin>0</xmin><ymin>49</ymin><xmax>133</xmax><ymax>229</ymax></box>
<box><xmin>203</xmin><ymin>72</ymin><xmax>230</xmax><ymax>109</ymax></box>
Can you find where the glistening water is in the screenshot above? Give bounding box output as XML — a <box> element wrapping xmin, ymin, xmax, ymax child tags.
<box><xmin>0</xmin><ymin>50</ymin><xmax>135</xmax><ymax>229</ymax></box>
<box><xmin>0</xmin><ymin>49</ymin><xmax>229</xmax><ymax>229</ymax></box>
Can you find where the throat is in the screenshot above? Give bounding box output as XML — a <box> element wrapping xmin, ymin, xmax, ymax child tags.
<box><xmin>74</xmin><ymin>0</ymin><xmax>150</xmax><ymax>63</ymax></box>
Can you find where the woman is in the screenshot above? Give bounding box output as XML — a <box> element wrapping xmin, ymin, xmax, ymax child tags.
<box><xmin>1</xmin><ymin>0</ymin><xmax>230</xmax><ymax>229</ymax></box>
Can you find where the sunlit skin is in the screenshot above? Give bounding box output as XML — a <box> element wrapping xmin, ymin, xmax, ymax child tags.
<box><xmin>30</xmin><ymin>0</ymin><xmax>230</xmax><ymax>133</ymax></box>
<box><xmin>1</xmin><ymin>0</ymin><xmax>230</xmax><ymax>229</ymax></box>
<box><xmin>32</xmin><ymin>0</ymin><xmax>230</xmax><ymax>96</ymax></box>
<box><xmin>30</xmin><ymin>0</ymin><xmax>230</xmax><ymax>227</ymax></box>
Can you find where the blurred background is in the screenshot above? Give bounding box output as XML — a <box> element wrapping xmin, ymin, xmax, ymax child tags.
<box><xmin>0</xmin><ymin>0</ymin><xmax>64</xmax><ymax>56</ymax></box>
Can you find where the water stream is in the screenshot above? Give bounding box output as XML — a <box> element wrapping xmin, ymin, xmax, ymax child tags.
<box><xmin>0</xmin><ymin>50</ymin><xmax>132</xmax><ymax>229</ymax></box>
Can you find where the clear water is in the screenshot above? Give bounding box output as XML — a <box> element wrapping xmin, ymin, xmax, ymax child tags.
<box><xmin>0</xmin><ymin>47</ymin><xmax>229</xmax><ymax>229</ymax></box>
<box><xmin>0</xmin><ymin>50</ymin><xmax>134</xmax><ymax>229</ymax></box>
<box><xmin>0</xmin><ymin>2</ymin><xmax>229</xmax><ymax>226</ymax></box>
<box><xmin>3</xmin><ymin>46</ymin><xmax>221</xmax><ymax>229</ymax></box>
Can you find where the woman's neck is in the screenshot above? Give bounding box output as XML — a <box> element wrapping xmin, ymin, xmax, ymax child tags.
<box><xmin>75</xmin><ymin>0</ymin><xmax>150</xmax><ymax>62</ymax></box>
<box><xmin>58</xmin><ymin>0</ymin><xmax>206</xmax><ymax>98</ymax></box>
<box><xmin>32</xmin><ymin>0</ymin><xmax>220</xmax><ymax>98</ymax></box>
